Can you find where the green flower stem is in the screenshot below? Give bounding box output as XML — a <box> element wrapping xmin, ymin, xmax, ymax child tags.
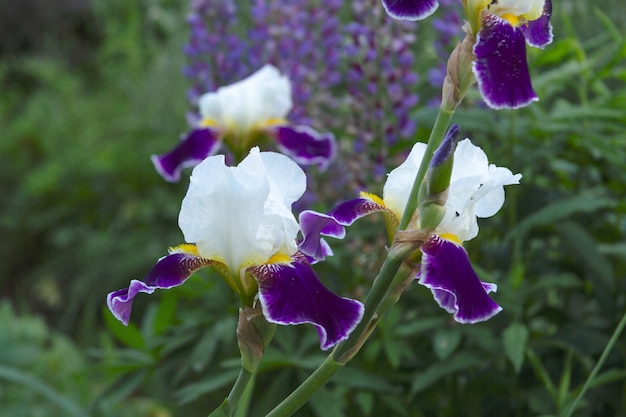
<box><xmin>265</xmin><ymin>355</ymin><xmax>343</xmax><ymax>417</ymax></box>
<box><xmin>563</xmin><ymin>309</ymin><xmax>626</xmax><ymax>417</ymax></box>
<box><xmin>398</xmin><ymin>106</ymin><xmax>455</xmax><ymax>230</ymax></box>
<box><xmin>265</xmin><ymin>105</ymin><xmax>456</xmax><ymax>417</ymax></box>
<box><xmin>226</xmin><ymin>368</ymin><xmax>254</xmax><ymax>414</ymax></box>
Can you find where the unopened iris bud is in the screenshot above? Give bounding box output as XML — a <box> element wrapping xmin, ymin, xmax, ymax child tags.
<box><xmin>237</xmin><ymin>306</ymin><xmax>277</xmax><ymax>372</ymax></box>
<box><xmin>418</xmin><ymin>125</ymin><xmax>461</xmax><ymax>230</ymax></box>
<box><xmin>441</xmin><ymin>34</ymin><xmax>476</xmax><ymax>111</ymax></box>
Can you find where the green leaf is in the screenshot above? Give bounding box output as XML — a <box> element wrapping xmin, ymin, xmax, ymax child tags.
<box><xmin>310</xmin><ymin>386</ymin><xmax>345</xmax><ymax>417</ymax></box>
<box><xmin>411</xmin><ymin>352</ymin><xmax>483</xmax><ymax>395</ymax></box>
<box><xmin>153</xmin><ymin>291</ymin><xmax>178</xmax><ymax>335</ymax></box>
<box><xmin>505</xmin><ymin>192</ymin><xmax>617</xmax><ymax>242</ymax></box>
<box><xmin>503</xmin><ymin>322</ymin><xmax>529</xmax><ymax>374</ymax></box>
<box><xmin>175</xmin><ymin>369</ymin><xmax>240</xmax><ymax>404</ymax></box>
<box><xmin>0</xmin><ymin>364</ymin><xmax>90</xmax><ymax>417</ymax></box>
<box><xmin>208</xmin><ymin>399</ymin><xmax>230</xmax><ymax>417</ymax></box>
<box><xmin>433</xmin><ymin>328</ymin><xmax>462</xmax><ymax>360</ymax></box>
<box><xmin>556</xmin><ymin>220</ymin><xmax>615</xmax><ymax>290</ymax></box>
<box><xmin>355</xmin><ymin>391</ymin><xmax>374</xmax><ymax>416</ymax></box>
<box><xmin>102</xmin><ymin>307</ymin><xmax>145</xmax><ymax>350</ymax></box>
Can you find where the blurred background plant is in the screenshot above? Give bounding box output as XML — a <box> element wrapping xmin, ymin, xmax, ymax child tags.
<box><xmin>1</xmin><ymin>0</ymin><xmax>625</xmax><ymax>416</ymax></box>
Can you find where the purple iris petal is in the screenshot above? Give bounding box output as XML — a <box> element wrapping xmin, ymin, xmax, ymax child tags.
<box><xmin>151</xmin><ymin>127</ymin><xmax>221</xmax><ymax>182</ymax></box>
<box><xmin>250</xmin><ymin>254</ymin><xmax>364</xmax><ymax>350</ymax></box>
<box><xmin>298</xmin><ymin>197</ymin><xmax>387</xmax><ymax>261</ymax></box>
<box><xmin>271</xmin><ymin>125</ymin><xmax>337</xmax><ymax>170</ymax></box>
<box><xmin>419</xmin><ymin>236</ymin><xmax>502</xmax><ymax>324</ymax></box>
<box><xmin>299</xmin><ymin>210</ymin><xmax>346</xmax><ymax>261</ymax></box>
<box><xmin>522</xmin><ymin>0</ymin><xmax>553</xmax><ymax>48</ymax></box>
<box><xmin>381</xmin><ymin>0</ymin><xmax>439</xmax><ymax>21</ymax></box>
<box><xmin>107</xmin><ymin>252</ymin><xmax>214</xmax><ymax>325</ymax></box>
<box><xmin>472</xmin><ymin>14</ymin><xmax>538</xmax><ymax>109</ymax></box>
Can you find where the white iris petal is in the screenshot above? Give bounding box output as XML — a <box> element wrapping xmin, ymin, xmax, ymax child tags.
<box><xmin>178</xmin><ymin>148</ymin><xmax>304</xmax><ymax>273</ymax></box>
<box><xmin>198</xmin><ymin>64</ymin><xmax>292</xmax><ymax>134</ymax></box>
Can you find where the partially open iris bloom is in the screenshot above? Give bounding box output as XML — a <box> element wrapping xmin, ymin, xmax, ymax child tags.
<box><xmin>152</xmin><ymin>65</ymin><xmax>337</xmax><ymax>182</ymax></box>
<box><xmin>109</xmin><ymin>148</ymin><xmax>363</xmax><ymax>350</ymax></box>
<box><xmin>467</xmin><ymin>0</ymin><xmax>553</xmax><ymax>109</ymax></box>
<box><xmin>299</xmin><ymin>129</ymin><xmax>521</xmax><ymax>323</ymax></box>
<box><xmin>382</xmin><ymin>0</ymin><xmax>552</xmax><ymax>109</ymax></box>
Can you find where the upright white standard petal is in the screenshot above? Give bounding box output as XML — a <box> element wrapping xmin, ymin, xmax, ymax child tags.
<box><xmin>178</xmin><ymin>147</ymin><xmax>305</xmax><ymax>274</ymax></box>
<box><xmin>438</xmin><ymin>139</ymin><xmax>521</xmax><ymax>241</ymax></box>
<box><xmin>381</xmin><ymin>139</ymin><xmax>521</xmax><ymax>242</ymax></box>
<box><xmin>198</xmin><ymin>64</ymin><xmax>293</xmax><ymax>135</ymax></box>
<box><xmin>383</xmin><ymin>143</ymin><xmax>427</xmax><ymax>218</ymax></box>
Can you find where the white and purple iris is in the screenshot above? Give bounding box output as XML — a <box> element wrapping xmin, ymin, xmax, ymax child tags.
<box><xmin>383</xmin><ymin>0</ymin><xmax>553</xmax><ymax>109</ymax></box>
<box><xmin>299</xmin><ymin>127</ymin><xmax>521</xmax><ymax>323</ymax></box>
<box><xmin>109</xmin><ymin>148</ymin><xmax>363</xmax><ymax>350</ymax></box>
<box><xmin>152</xmin><ymin>65</ymin><xmax>336</xmax><ymax>182</ymax></box>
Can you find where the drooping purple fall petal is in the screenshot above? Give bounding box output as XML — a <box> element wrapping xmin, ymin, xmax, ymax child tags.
<box><xmin>522</xmin><ymin>0</ymin><xmax>553</xmax><ymax>48</ymax></box>
<box><xmin>151</xmin><ymin>128</ymin><xmax>221</xmax><ymax>182</ymax></box>
<box><xmin>271</xmin><ymin>125</ymin><xmax>337</xmax><ymax>169</ymax></box>
<box><xmin>298</xmin><ymin>197</ymin><xmax>387</xmax><ymax>261</ymax></box>
<box><xmin>382</xmin><ymin>0</ymin><xmax>439</xmax><ymax>21</ymax></box>
<box><xmin>249</xmin><ymin>254</ymin><xmax>364</xmax><ymax>350</ymax></box>
<box><xmin>107</xmin><ymin>251</ymin><xmax>216</xmax><ymax>325</ymax></box>
<box><xmin>472</xmin><ymin>13</ymin><xmax>538</xmax><ymax>109</ymax></box>
<box><xmin>419</xmin><ymin>236</ymin><xmax>502</xmax><ymax>323</ymax></box>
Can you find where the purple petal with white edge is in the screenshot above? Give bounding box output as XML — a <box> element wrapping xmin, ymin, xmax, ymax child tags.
<box><xmin>473</xmin><ymin>14</ymin><xmax>538</xmax><ymax>109</ymax></box>
<box><xmin>271</xmin><ymin>125</ymin><xmax>337</xmax><ymax>170</ymax></box>
<box><xmin>298</xmin><ymin>197</ymin><xmax>387</xmax><ymax>261</ymax></box>
<box><xmin>151</xmin><ymin>128</ymin><xmax>221</xmax><ymax>182</ymax></box>
<box><xmin>250</xmin><ymin>254</ymin><xmax>364</xmax><ymax>350</ymax></box>
<box><xmin>107</xmin><ymin>251</ymin><xmax>215</xmax><ymax>325</ymax></box>
<box><xmin>522</xmin><ymin>0</ymin><xmax>553</xmax><ymax>48</ymax></box>
<box><xmin>382</xmin><ymin>0</ymin><xmax>439</xmax><ymax>21</ymax></box>
<box><xmin>299</xmin><ymin>210</ymin><xmax>346</xmax><ymax>261</ymax></box>
<box><xmin>419</xmin><ymin>236</ymin><xmax>502</xmax><ymax>323</ymax></box>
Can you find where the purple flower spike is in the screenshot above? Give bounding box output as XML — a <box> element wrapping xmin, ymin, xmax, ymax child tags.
<box><xmin>107</xmin><ymin>251</ymin><xmax>214</xmax><ymax>325</ymax></box>
<box><xmin>382</xmin><ymin>0</ymin><xmax>439</xmax><ymax>21</ymax></box>
<box><xmin>151</xmin><ymin>128</ymin><xmax>221</xmax><ymax>182</ymax></box>
<box><xmin>523</xmin><ymin>0</ymin><xmax>553</xmax><ymax>48</ymax></box>
<box><xmin>250</xmin><ymin>255</ymin><xmax>364</xmax><ymax>350</ymax></box>
<box><xmin>473</xmin><ymin>14</ymin><xmax>538</xmax><ymax>110</ymax></box>
<box><xmin>419</xmin><ymin>236</ymin><xmax>502</xmax><ymax>324</ymax></box>
<box><xmin>272</xmin><ymin>125</ymin><xmax>337</xmax><ymax>170</ymax></box>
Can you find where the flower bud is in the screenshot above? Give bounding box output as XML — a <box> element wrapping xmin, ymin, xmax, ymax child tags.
<box><xmin>441</xmin><ymin>32</ymin><xmax>476</xmax><ymax>111</ymax></box>
<box><xmin>418</xmin><ymin>125</ymin><xmax>460</xmax><ymax>230</ymax></box>
<box><xmin>236</xmin><ymin>306</ymin><xmax>276</xmax><ymax>372</ymax></box>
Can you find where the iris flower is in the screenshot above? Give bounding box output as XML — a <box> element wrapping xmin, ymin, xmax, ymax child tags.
<box><xmin>382</xmin><ymin>0</ymin><xmax>553</xmax><ymax>109</ymax></box>
<box><xmin>299</xmin><ymin>129</ymin><xmax>520</xmax><ymax>323</ymax></box>
<box><xmin>109</xmin><ymin>148</ymin><xmax>363</xmax><ymax>350</ymax></box>
<box><xmin>152</xmin><ymin>65</ymin><xmax>337</xmax><ymax>182</ymax></box>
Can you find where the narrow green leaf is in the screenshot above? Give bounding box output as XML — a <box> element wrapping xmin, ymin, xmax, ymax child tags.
<box><xmin>503</xmin><ymin>322</ymin><xmax>529</xmax><ymax>374</ymax></box>
<box><xmin>411</xmin><ymin>352</ymin><xmax>483</xmax><ymax>395</ymax></box>
<box><xmin>433</xmin><ymin>328</ymin><xmax>462</xmax><ymax>360</ymax></box>
<box><xmin>208</xmin><ymin>399</ymin><xmax>230</xmax><ymax>417</ymax></box>
<box><xmin>102</xmin><ymin>307</ymin><xmax>145</xmax><ymax>350</ymax></box>
<box><xmin>0</xmin><ymin>364</ymin><xmax>90</xmax><ymax>417</ymax></box>
<box><xmin>556</xmin><ymin>221</ymin><xmax>614</xmax><ymax>290</ymax></box>
<box><xmin>153</xmin><ymin>291</ymin><xmax>178</xmax><ymax>335</ymax></box>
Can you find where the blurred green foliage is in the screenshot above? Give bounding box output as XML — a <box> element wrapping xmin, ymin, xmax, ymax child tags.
<box><xmin>1</xmin><ymin>0</ymin><xmax>625</xmax><ymax>416</ymax></box>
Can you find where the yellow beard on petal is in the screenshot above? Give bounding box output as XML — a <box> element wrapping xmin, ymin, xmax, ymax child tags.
<box><xmin>267</xmin><ymin>253</ymin><xmax>291</xmax><ymax>264</ymax></box>
<box><xmin>439</xmin><ymin>233</ymin><xmax>463</xmax><ymax>245</ymax></box>
<box><xmin>169</xmin><ymin>243</ymin><xmax>200</xmax><ymax>256</ymax></box>
<box><xmin>500</xmin><ymin>13</ymin><xmax>520</xmax><ymax>26</ymax></box>
<box><xmin>200</xmin><ymin>118</ymin><xmax>220</xmax><ymax>128</ymax></box>
<box><xmin>260</xmin><ymin>117</ymin><xmax>288</xmax><ymax>128</ymax></box>
<box><xmin>360</xmin><ymin>191</ymin><xmax>386</xmax><ymax>208</ymax></box>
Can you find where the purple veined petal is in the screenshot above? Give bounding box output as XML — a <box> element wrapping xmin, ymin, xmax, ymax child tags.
<box><xmin>151</xmin><ymin>127</ymin><xmax>221</xmax><ymax>182</ymax></box>
<box><xmin>271</xmin><ymin>125</ymin><xmax>337</xmax><ymax>170</ymax></box>
<box><xmin>298</xmin><ymin>196</ymin><xmax>387</xmax><ymax>261</ymax></box>
<box><xmin>472</xmin><ymin>14</ymin><xmax>538</xmax><ymax>110</ymax></box>
<box><xmin>381</xmin><ymin>0</ymin><xmax>439</xmax><ymax>21</ymax></box>
<box><xmin>522</xmin><ymin>0</ymin><xmax>553</xmax><ymax>48</ymax></box>
<box><xmin>107</xmin><ymin>250</ymin><xmax>216</xmax><ymax>325</ymax></box>
<box><xmin>299</xmin><ymin>210</ymin><xmax>345</xmax><ymax>261</ymax></box>
<box><xmin>418</xmin><ymin>236</ymin><xmax>502</xmax><ymax>324</ymax></box>
<box><xmin>250</xmin><ymin>254</ymin><xmax>364</xmax><ymax>350</ymax></box>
